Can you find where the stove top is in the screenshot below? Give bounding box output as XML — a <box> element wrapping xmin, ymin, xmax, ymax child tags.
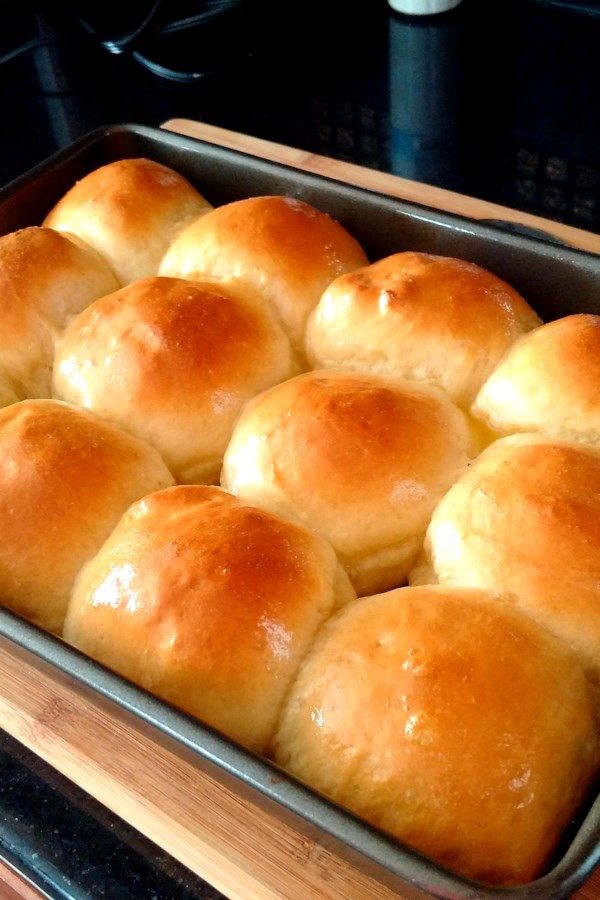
<box><xmin>0</xmin><ymin>0</ymin><xmax>598</xmax><ymax>232</ymax></box>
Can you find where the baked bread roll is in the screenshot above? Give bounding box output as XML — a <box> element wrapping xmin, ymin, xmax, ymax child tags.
<box><xmin>472</xmin><ymin>314</ymin><xmax>600</xmax><ymax>448</ymax></box>
<box><xmin>411</xmin><ymin>433</ymin><xmax>600</xmax><ymax>680</ymax></box>
<box><xmin>274</xmin><ymin>585</ymin><xmax>600</xmax><ymax>886</ymax></box>
<box><xmin>221</xmin><ymin>371</ymin><xmax>476</xmax><ymax>595</ymax></box>
<box><xmin>44</xmin><ymin>158</ymin><xmax>211</xmax><ymax>285</ymax></box>
<box><xmin>53</xmin><ymin>276</ymin><xmax>298</xmax><ymax>484</ymax></box>
<box><xmin>63</xmin><ymin>485</ymin><xmax>355</xmax><ymax>752</ymax></box>
<box><xmin>305</xmin><ymin>252</ymin><xmax>541</xmax><ymax>407</ymax></box>
<box><xmin>0</xmin><ymin>400</ymin><xmax>173</xmax><ymax>634</ymax></box>
<box><xmin>0</xmin><ymin>372</ymin><xmax>20</xmax><ymax>408</ymax></box>
<box><xmin>0</xmin><ymin>227</ymin><xmax>118</xmax><ymax>400</ymax></box>
<box><xmin>159</xmin><ymin>195</ymin><xmax>368</xmax><ymax>354</ymax></box>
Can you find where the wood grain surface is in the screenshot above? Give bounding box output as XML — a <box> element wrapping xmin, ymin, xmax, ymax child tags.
<box><xmin>0</xmin><ymin>122</ymin><xmax>598</xmax><ymax>899</ymax></box>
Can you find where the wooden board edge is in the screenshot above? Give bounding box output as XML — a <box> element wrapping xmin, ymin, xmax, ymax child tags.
<box><xmin>0</xmin><ymin>637</ymin><xmax>423</xmax><ymax>900</ymax></box>
<box><xmin>160</xmin><ymin>118</ymin><xmax>600</xmax><ymax>257</ymax></box>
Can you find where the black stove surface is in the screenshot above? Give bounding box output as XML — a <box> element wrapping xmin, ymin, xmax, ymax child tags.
<box><xmin>0</xmin><ymin>0</ymin><xmax>599</xmax><ymax>231</ymax></box>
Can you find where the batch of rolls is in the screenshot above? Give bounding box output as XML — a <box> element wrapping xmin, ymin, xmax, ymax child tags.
<box><xmin>0</xmin><ymin>156</ymin><xmax>598</xmax><ymax>888</ymax></box>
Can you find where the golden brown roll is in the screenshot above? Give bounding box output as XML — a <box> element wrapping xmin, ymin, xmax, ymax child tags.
<box><xmin>274</xmin><ymin>585</ymin><xmax>600</xmax><ymax>886</ymax></box>
<box><xmin>0</xmin><ymin>227</ymin><xmax>119</xmax><ymax>399</ymax></box>
<box><xmin>44</xmin><ymin>158</ymin><xmax>211</xmax><ymax>285</ymax></box>
<box><xmin>159</xmin><ymin>195</ymin><xmax>368</xmax><ymax>354</ymax></box>
<box><xmin>472</xmin><ymin>314</ymin><xmax>600</xmax><ymax>447</ymax></box>
<box><xmin>305</xmin><ymin>252</ymin><xmax>541</xmax><ymax>407</ymax></box>
<box><xmin>0</xmin><ymin>399</ymin><xmax>173</xmax><ymax>634</ymax></box>
<box><xmin>53</xmin><ymin>276</ymin><xmax>298</xmax><ymax>484</ymax></box>
<box><xmin>411</xmin><ymin>433</ymin><xmax>600</xmax><ymax>680</ymax></box>
<box><xmin>221</xmin><ymin>371</ymin><xmax>477</xmax><ymax>595</ymax></box>
<box><xmin>63</xmin><ymin>485</ymin><xmax>355</xmax><ymax>752</ymax></box>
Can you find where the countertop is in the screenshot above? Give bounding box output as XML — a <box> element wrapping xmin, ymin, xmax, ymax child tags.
<box><xmin>0</xmin><ymin>1</ymin><xmax>599</xmax><ymax>897</ymax></box>
<box><xmin>0</xmin><ymin>729</ymin><xmax>221</xmax><ymax>899</ymax></box>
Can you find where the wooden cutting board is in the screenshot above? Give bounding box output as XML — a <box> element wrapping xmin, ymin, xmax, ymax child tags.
<box><xmin>0</xmin><ymin>120</ymin><xmax>598</xmax><ymax>899</ymax></box>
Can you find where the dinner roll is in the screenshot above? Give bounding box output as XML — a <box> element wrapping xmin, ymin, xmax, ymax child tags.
<box><xmin>0</xmin><ymin>227</ymin><xmax>118</xmax><ymax>399</ymax></box>
<box><xmin>53</xmin><ymin>277</ymin><xmax>297</xmax><ymax>484</ymax></box>
<box><xmin>305</xmin><ymin>252</ymin><xmax>541</xmax><ymax>407</ymax></box>
<box><xmin>64</xmin><ymin>485</ymin><xmax>355</xmax><ymax>752</ymax></box>
<box><xmin>221</xmin><ymin>371</ymin><xmax>477</xmax><ymax>595</ymax></box>
<box><xmin>411</xmin><ymin>433</ymin><xmax>600</xmax><ymax>680</ymax></box>
<box><xmin>44</xmin><ymin>158</ymin><xmax>211</xmax><ymax>285</ymax></box>
<box><xmin>274</xmin><ymin>585</ymin><xmax>599</xmax><ymax>886</ymax></box>
<box><xmin>0</xmin><ymin>372</ymin><xmax>20</xmax><ymax>408</ymax></box>
<box><xmin>472</xmin><ymin>314</ymin><xmax>600</xmax><ymax>448</ymax></box>
<box><xmin>159</xmin><ymin>195</ymin><xmax>368</xmax><ymax>354</ymax></box>
<box><xmin>0</xmin><ymin>400</ymin><xmax>173</xmax><ymax>634</ymax></box>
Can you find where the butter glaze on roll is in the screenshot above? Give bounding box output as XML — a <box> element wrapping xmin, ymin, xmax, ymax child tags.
<box><xmin>472</xmin><ymin>314</ymin><xmax>600</xmax><ymax>448</ymax></box>
<box><xmin>0</xmin><ymin>227</ymin><xmax>119</xmax><ymax>401</ymax></box>
<box><xmin>53</xmin><ymin>276</ymin><xmax>298</xmax><ymax>484</ymax></box>
<box><xmin>0</xmin><ymin>400</ymin><xmax>173</xmax><ymax>634</ymax></box>
<box><xmin>221</xmin><ymin>370</ymin><xmax>477</xmax><ymax>595</ymax></box>
<box><xmin>64</xmin><ymin>485</ymin><xmax>355</xmax><ymax>752</ymax></box>
<box><xmin>273</xmin><ymin>585</ymin><xmax>599</xmax><ymax>886</ymax></box>
<box><xmin>159</xmin><ymin>195</ymin><xmax>368</xmax><ymax>354</ymax></box>
<box><xmin>44</xmin><ymin>158</ymin><xmax>212</xmax><ymax>285</ymax></box>
<box><xmin>411</xmin><ymin>433</ymin><xmax>600</xmax><ymax>680</ymax></box>
<box><xmin>305</xmin><ymin>252</ymin><xmax>541</xmax><ymax>407</ymax></box>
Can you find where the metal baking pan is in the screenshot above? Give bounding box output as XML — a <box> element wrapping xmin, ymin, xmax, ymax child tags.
<box><xmin>0</xmin><ymin>123</ymin><xmax>598</xmax><ymax>899</ymax></box>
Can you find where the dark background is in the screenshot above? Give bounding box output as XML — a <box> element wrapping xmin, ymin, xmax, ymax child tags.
<box><xmin>0</xmin><ymin>0</ymin><xmax>599</xmax><ymax>230</ymax></box>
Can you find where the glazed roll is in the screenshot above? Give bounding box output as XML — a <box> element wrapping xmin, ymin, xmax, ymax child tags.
<box><xmin>472</xmin><ymin>314</ymin><xmax>600</xmax><ymax>448</ymax></box>
<box><xmin>0</xmin><ymin>400</ymin><xmax>173</xmax><ymax>634</ymax></box>
<box><xmin>411</xmin><ymin>433</ymin><xmax>600</xmax><ymax>680</ymax></box>
<box><xmin>274</xmin><ymin>585</ymin><xmax>600</xmax><ymax>886</ymax></box>
<box><xmin>221</xmin><ymin>370</ymin><xmax>477</xmax><ymax>595</ymax></box>
<box><xmin>0</xmin><ymin>227</ymin><xmax>119</xmax><ymax>401</ymax></box>
<box><xmin>63</xmin><ymin>485</ymin><xmax>355</xmax><ymax>752</ymax></box>
<box><xmin>44</xmin><ymin>158</ymin><xmax>211</xmax><ymax>285</ymax></box>
<box><xmin>305</xmin><ymin>252</ymin><xmax>541</xmax><ymax>407</ymax></box>
<box><xmin>53</xmin><ymin>276</ymin><xmax>298</xmax><ymax>484</ymax></box>
<box><xmin>159</xmin><ymin>195</ymin><xmax>368</xmax><ymax>354</ymax></box>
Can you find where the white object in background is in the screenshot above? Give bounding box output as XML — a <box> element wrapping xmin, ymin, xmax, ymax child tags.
<box><xmin>388</xmin><ymin>0</ymin><xmax>462</xmax><ymax>14</ymax></box>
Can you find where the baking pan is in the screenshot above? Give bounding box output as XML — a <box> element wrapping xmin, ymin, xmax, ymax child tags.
<box><xmin>0</xmin><ymin>123</ymin><xmax>598</xmax><ymax>899</ymax></box>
